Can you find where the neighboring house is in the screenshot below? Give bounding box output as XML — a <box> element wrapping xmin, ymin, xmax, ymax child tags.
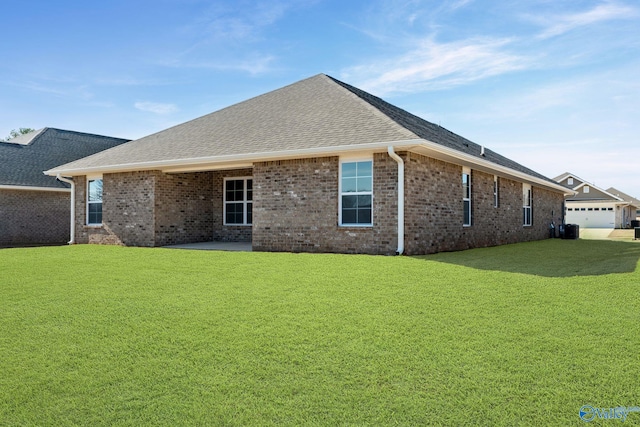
<box><xmin>554</xmin><ymin>172</ymin><xmax>636</xmax><ymax>228</ymax></box>
<box><xmin>0</xmin><ymin>128</ymin><xmax>129</xmax><ymax>247</ymax></box>
<box><xmin>606</xmin><ymin>187</ymin><xmax>640</xmax><ymax>226</ymax></box>
<box><xmin>46</xmin><ymin>74</ymin><xmax>571</xmax><ymax>255</ymax></box>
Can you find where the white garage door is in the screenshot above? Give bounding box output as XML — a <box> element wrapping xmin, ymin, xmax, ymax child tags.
<box><xmin>566</xmin><ymin>207</ymin><xmax>615</xmax><ymax>228</ymax></box>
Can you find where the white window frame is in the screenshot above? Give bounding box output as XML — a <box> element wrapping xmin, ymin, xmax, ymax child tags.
<box><xmin>463</xmin><ymin>167</ymin><xmax>471</xmax><ymax>227</ymax></box>
<box><xmin>86</xmin><ymin>176</ymin><xmax>103</xmax><ymax>226</ymax></box>
<box><xmin>493</xmin><ymin>175</ymin><xmax>499</xmax><ymax>208</ymax></box>
<box><xmin>584</xmin><ymin>186</ymin><xmax>590</xmax><ymax>194</ymax></box>
<box><xmin>223</xmin><ymin>176</ymin><xmax>253</xmax><ymax>226</ymax></box>
<box><xmin>523</xmin><ymin>183</ymin><xmax>532</xmax><ymax>227</ymax></box>
<box><xmin>339</xmin><ymin>157</ymin><xmax>373</xmax><ymax>227</ymax></box>
<box><xmin>568</xmin><ymin>177</ymin><xmax>574</xmax><ymax>185</ymax></box>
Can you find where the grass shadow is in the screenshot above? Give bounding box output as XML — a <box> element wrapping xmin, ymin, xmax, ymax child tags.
<box><xmin>414</xmin><ymin>239</ymin><xmax>640</xmax><ymax>278</ymax></box>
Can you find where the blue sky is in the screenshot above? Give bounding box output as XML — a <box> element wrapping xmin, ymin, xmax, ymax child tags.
<box><xmin>2</xmin><ymin>0</ymin><xmax>639</xmax><ymax>197</ymax></box>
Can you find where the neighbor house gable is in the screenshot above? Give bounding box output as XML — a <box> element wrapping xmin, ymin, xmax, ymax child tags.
<box><xmin>552</xmin><ymin>172</ymin><xmax>588</xmax><ymax>190</ymax></box>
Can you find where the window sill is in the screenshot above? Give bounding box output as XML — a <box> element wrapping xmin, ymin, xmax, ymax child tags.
<box><xmin>84</xmin><ymin>224</ymin><xmax>103</xmax><ymax>229</ymax></box>
<box><xmin>223</xmin><ymin>224</ymin><xmax>252</xmax><ymax>227</ymax></box>
<box><xmin>339</xmin><ymin>224</ymin><xmax>373</xmax><ymax>228</ymax></box>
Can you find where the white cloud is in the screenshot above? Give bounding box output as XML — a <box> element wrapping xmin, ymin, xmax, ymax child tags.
<box><xmin>134</xmin><ymin>102</ymin><xmax>178</xmax><ymax>115</ymax></box>
<box><xmin>534</xmin><ymin>2</ymin><xmax>638</xmax><ymax>39</ymax></box>
<box><xmin>175</xmin><ymin>54</ymin><xmax>276</xmax><ymax>76</ymax></box>
<box><xmin>342</xmin><ymin>37</ymin><xmax>529</xmax><ymax>95</ymax></box>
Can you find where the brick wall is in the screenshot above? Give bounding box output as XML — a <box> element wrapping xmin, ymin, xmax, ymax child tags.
<box><xmin>404</xmin><ymin>152</ymin><xmax>564</xmax><ymax>255</ymax></box>
<box><xmin>252</xmin><ymin>154</ymin><xmax>397</xmax><ymax>255</ymax></box>
<box><xmin>0</xmin><ymin>188</ymin><xmax>70</xmax><ymax>246</ymax></box>
<box><xmin>75</xmin><ymin>171</ymin><xmax>217</xmax><ymax>246</ymax></box>
<box><xmin>69</xmin><ymin>152</ymin><xmax>564</xmax><ymax>254</ymax></box>
<box><xmin>212</xmin><ymin>169</ymin><xmax>253</xmax><ymax>242</ymax></box>
<box><xmin>155</xmin><ymin>171</ymin><xmax>214</xmax><ymax>246</ymax></box>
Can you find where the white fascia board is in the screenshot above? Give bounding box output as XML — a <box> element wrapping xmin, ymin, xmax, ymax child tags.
<box><xmin>0</xmin><ymin>184</ymin><xmax>70</xmax><ymax>192</ymax></box>
<box><xmin>44</xmin><ymin>140</ymin><xmax>424</xmax><ymax>176</ymax></box>
<box><xmin>43</xmin><ymin>137</ymin><xmax>569</xmax><ymax>194</ymax></box>
<box><xmin>414</xmin><ymin>139</ymin><xmax>574</xmax><ymax>195</ymax></box>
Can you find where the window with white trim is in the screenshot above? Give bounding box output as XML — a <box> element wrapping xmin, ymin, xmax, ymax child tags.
<box><xmin>224</xmin><ymin>177</ymin><xmax>252</xmax><ymax>225</ymax></box>
<box><xmin>493</xmin><ymin>175</ymin><xmax>499</xmax><ymax>208</ymax></box>
<box><xmin>340</xmin><ymin>160</ymin><xmax>372</xmax><ymax>226</ymax></box>
<box><xmin>87</xmin><ymin>178</ymin><xmax>103</xmax><ymax>225</ymax></box>
<box><xmin>523</xmin><ymin>184</ymin><xmax>532</xmax><ymax>226</ymax></box>
<box><xmin>463</xmin><ymin>167</ymin><xmax>471</xmax><ymax>226</ymax></box>
<box><xmin>584</xmin><ymin>186</ymin><xmax>590</xmax><ymax>193</ymax></box>
<box><xmin>568</xmin><ymin>177</ymin><xmax>574</xmax><ymax>185</ymax></box>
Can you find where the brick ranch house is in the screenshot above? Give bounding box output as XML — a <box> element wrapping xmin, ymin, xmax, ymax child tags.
<box><xmin>0</xmin><ymin>128</ymin><xmax>129</xmax><ymax>247</ymax></box>
<box><xmin>46</xmin><ymin>74</ymin><xmax>572</xmax><ymax>255</ymax></box>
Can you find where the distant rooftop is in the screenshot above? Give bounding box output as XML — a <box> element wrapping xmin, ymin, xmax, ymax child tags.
<box><xmin>0</xmin><ymin>128</ymin><xmax>129</xmax><ymax>189</ymax></box>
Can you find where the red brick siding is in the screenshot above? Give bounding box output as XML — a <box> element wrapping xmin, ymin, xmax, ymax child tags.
<box><xmin>154</xmin><ymin>172</ymin><xmax>214</xmax><ymax>246</ymax></box>
<box><xmin>252</xmin><ymin>154</ymin><xmax>397</xmax><ymax>255</ymax></box>
<box><xmin>403</xmin><ymin>152</ymin><xmax>564</xmax><ymax>255</ymax></box>
<box><xmin>69</xmin><ymin>152</ymin><xmax>564</xmax><ymax>254</ymax></box>
<box><xmin>0</xmin><ymin>188</ymin><xmax>70</xmax><ymax>246</ymax></box>
<box><xmin>75</xmin><ymin>171</ymin><xmax>217</xmax><ymax>246</ymax></box>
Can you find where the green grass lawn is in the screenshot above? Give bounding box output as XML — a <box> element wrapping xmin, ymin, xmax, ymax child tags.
<box><xmin>1</xmin><ymin>240</ymin><xmax>639</xmax><ymax>426</ymax></box>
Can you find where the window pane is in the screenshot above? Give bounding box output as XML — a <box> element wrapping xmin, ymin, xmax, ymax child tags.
<box><xmin>342</xmin><ymin>162</ymin><xmax>357</xmax><ymax>178</ymax></box>
<box><xmin>357</xmin><ymin>195</ymin><xmax>372</xmax><ymax>209</ymax></box>
<box><xmin>342</xmin><ymin>209</ymin><xmax>357</xmax><ymax>224</ymax></box>
<box><xmin>357</xmin><ymin>161</ymin><xmax>372</xmax><ymax>177</ymax></box>
<box><xmin>341</xmin><ymin>161</ymin><xmax>372</xmax><ymax>226</ymax></box>
<box><xmin>88</xmin><ymin>202</ymin><xmax>102</xmax><ymax>224</ymax></box>
<box><xmin>247</xmin><ymin>203</ymin><xmax>252</xmax><ymax>225</ymax></box>
<box><xmin>464</xmin><ymin>200</ymin><xmax>471</xmax><ymax>225</ymax></box>
<box><xmin>226</xmin><ymin>203</ymin><xmax>243</xmax><ymax>224</ymax></box>
<box><xmin>357</xmin><ymin>208</ymin><xmax>372</xmax><ymax>224</ymax></box>
<box><xmin>342</xmin><ymin>177</ymin><xmax>357</xmax><ymax>193</ymax></box>
<box><xmin>342</xmin><ymin>195</ymin><xmax>357</xmax><ymax>209</ymax></box>
<box><xmin>357</xmin><ymin>177</ymin><xmax>372</xmax><ymax>192</ymax></box>
<box><xmin>88</xmin><ymin>179</ymin><xmax>103</xmax><ymax>202</ymax></box>
<box><xmin>462</xmin><ymin>174</ymin><xmax>470</xmax><ymax>199</ymax></box>
<box><xmin>247</xmin><ymin>180</ymin><xmax>253</xmax><ymax>201</ymax></box>
<box><xmin>226</xmin><ymin>180</ymin><xmax>244</xmax><ymax>202</ymax></box>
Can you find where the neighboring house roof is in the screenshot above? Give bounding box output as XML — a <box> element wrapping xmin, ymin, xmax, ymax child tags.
<box><xmin>0</xmin><ymin>128</ymin><xmax>130</xmax><ymax>190</ymax></box>
<box><xmin>46</xmin><ymin>74</ymin><xmax>568</xmax><ymax>194</ymax></box>
<box><xmin>606</xmin><ymin>187</ymin><xmax>640</xmax><ymax>208</ymax></box>
<box><xmin>554</xmin><ymin>172</ymin><xmax>633</xmax><ymax>203</ymax></box>
<box><xmin>552</xmin><ymin>172</ymin><xmax>588</xmax><ymax>190</ymax></box>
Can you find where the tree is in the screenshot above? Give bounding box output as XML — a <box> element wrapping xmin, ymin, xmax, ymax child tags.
<box><xmin>1</xmin><ymin>127</ymin><xmax>35</xmax><ymax>142</ymax></box>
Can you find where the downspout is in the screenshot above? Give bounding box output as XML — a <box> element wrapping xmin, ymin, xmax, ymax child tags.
<box><xmin>387</xmin><ymin>146</ymin><xmax>404</xmax><ymax>255</ymax></box>
<box><xmin>56</xmin><ymin>174</ymin><xmax>75</xmax><ymax>244</ymax></box>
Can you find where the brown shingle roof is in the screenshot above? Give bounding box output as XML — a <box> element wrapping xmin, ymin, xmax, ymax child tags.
<box><xmin>45</xmin><ymin>74</ymin><xmax>561</xmax><ymax>190</ymax></box>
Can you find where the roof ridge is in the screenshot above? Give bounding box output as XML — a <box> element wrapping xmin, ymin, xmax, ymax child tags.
<box><xmin>44</xmin><ymin>127</ymin><xmax>130</xmax><ymax>141</ymax></box>
<box><xmin>2</xmin><ymin>128</ymin><xmax>47</xmax><ymax>145</ymax></box>
<box><xmin>324</xmin><ymin>75</ymin><xmax>419</xmax><ymax>140</ymax></box>
<box><xmin>326</xmin><ymin>75</ymin><xmax>556</xmax><ymax>184</ymax></box>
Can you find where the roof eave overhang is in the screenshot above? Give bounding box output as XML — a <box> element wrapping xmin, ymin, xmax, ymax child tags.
<box><xmin>413</xmin><ymin>139</ymin><xmax>574</xmax><ymax>195</ymax></box>
<box><xmin>45</xmin><ymin>138</ymin><xmax>570</xmax><ymax>194</ymax></box>
<box><xmin>0</xmin><ymin>184</ymin><xmax>70</xmax><ymax>192</ymax></box>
